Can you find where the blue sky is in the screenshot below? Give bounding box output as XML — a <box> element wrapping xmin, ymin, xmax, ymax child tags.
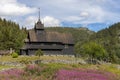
<box><xmin>0</xmin><ymin>0</ymin><xmax>120</xmax><ymax>31</ymax></box>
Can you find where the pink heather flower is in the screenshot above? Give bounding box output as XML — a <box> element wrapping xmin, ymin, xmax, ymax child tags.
<box><xmin>54</xmin><ymin>69</ymin><xmax>116</xmax><ymax>80</ymax></box>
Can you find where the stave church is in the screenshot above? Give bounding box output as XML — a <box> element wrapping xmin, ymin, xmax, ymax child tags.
<box><xmin>20</xmin><ymin>11</ymin><xmax>74</xmax><ymax>56</ymax></box>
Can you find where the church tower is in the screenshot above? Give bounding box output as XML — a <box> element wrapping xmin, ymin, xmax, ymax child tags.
<box><xmin>34</xmin><ymin>8</ymin><xmax>44</xmax><ymax>33</ymax></box>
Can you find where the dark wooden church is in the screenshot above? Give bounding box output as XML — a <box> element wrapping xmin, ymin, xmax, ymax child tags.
<box><xmin>20</xmin><ymin>12</ymin><xmax>74</xmax><ymax>56</ymax></box>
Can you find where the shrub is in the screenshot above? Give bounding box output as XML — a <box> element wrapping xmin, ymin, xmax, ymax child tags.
<box><xmin>35</xmin><ymin>49</ymin><xmax>43</xmax><ymax>57</ymax></box>
<box><xmin>75</xmin><ymin>41</ymin><xmax>108</xmax><ymax>63</ymax></box>
<box><xmin>12</xmin><ymin>52</ymin><xmax>18</xmax><ymax>58</ymax></box>
<box><xmin>19</xmin><ymin>59</ymin><xmax>31</xmax><ymax>64</ymax></box>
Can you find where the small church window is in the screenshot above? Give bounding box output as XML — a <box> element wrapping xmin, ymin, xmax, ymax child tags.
<box><xmin>53</xmin><ymin>44</ymin><xmax>56</xmax><ymax>46</ymax></box>
<box><xmin>65</xmin><ymin>45</ymin><xmax>68</xmax><ymax>48</ymax></box>
<box><xmin>41</xmin><ymin>43</ymin><xmax>44</xmax><ymax>46</ymax></box>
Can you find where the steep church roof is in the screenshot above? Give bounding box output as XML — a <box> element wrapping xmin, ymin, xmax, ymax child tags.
<box><xmin>28</xmin><ymin>30</ymin><xmax>74</xmax><ymax>44</ymax></box>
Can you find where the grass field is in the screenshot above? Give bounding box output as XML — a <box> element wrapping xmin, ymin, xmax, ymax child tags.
<box><xmin>0</xmin><ymin>63</ymin><xmax>120</xmax><ymax>80</ymax></box>
<box><xmin>0</xmin><ymin>55</ymin><xmax>76</xmax><ymax>61</ymax></box>
<box><xmin>0</xmin><ymin>55</ymin><xmax>120</xmax><ymax>80</ymax></box>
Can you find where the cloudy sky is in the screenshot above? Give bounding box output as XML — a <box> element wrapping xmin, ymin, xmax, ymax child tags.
<box><xmin>0</xmin><ymin>0</ymin><xmax>120</xmax><ymax>31</ymax></box>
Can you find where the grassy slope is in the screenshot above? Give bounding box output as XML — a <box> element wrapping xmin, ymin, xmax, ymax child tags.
<box><xmin>0</xmin><ymin>56</ymin><xmax>120</xmax><ymax>80</ymax></box>
<box><xmin>0</xmin><ymin>56</ymin><xmax>120</xmax><ymax>76</ymax></box>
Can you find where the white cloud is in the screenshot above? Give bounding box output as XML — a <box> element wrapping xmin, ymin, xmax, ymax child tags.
<box><xmin>64</xmin><ymin>12</ymin><xmax>90</xmax><ymax>22</ymax></box>
<box><xmin>24</xmin><ymin>16</ymin><xmax>37</xmax><ymax>29</ymax></box>
<box><xmin>42</xmin><ymin>16</ymin><xmax>61</xmax><ymax>27</ymax></box>
<box><xmin>0</xmin><ymin>0</ymin><xmax>37</xmax><ymax>16</ymax></box>
<box><xmin>80</xmin><ymin>6</ymin><xmax>106</xmax><ymax>23</ymax></box>
<box><xmin>64</xmin><ymin>16</ymin><xmax>83</xmax><ymax>22</ymax></box>
<box><xmin>80</xmin><ymin>12</ymin><xmax>89</xmax><ymax>18</ymax></box>
<box><xmin>0</xmin><ymin>0</ymin><xmax>16</xmax><ymax>3</ymax></box>
<box><xmin>63</xmin><ymin>2</ymin><xmax>117</xmax><ymax>25</ymax></box>
<box><xmin>36</xmin><ymin>0</ymin><xmax>120</xmax><ymax>25</ymax></box>
<box><xmin>24</xmin><ymin>16</ymin><xmax>61</xmax><ymax>29</ymax></box>
<box><xmin>1</xmin><ymin>0</ymin><xmax>119</xmax><ymax>30</ymax></box>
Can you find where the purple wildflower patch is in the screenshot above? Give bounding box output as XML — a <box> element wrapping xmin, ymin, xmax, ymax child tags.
<box><xmin>54</xmin><ymin>69</ymin><xmax>116</xmax><ymax>80</ymax></box>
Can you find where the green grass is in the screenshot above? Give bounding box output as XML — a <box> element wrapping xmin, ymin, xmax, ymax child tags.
<box><xmin>0</xmin><ymin>63</ymin><xmax>119</xmax><ymax>80</ymax></box>
<box><xmin>98</xmin><ymin>64</ymin><xmax>120</xmax><ymax>75</ymax></box>
<box><xmin>0</xmin><ymin>65</ymin><xmax>17</xmax><ymax>70</ymax></box>
<box><xmin>37</xmin><ymin>63</ymin><xmax>120</xmax><ymax>80</ymax></box>
<box><xmin>0</xmin><ymin>55</ymin><xmax>120</xmax><ymax>76</ymax></box>
<box><xmin>0</xmin><ymin>55</ymin><xmax>76</xmax><ymax>62</ymax></box>
<box><xmin>0</xmin><ymin>55</ymin><xmax>120</xmax><ymax>80</ymax></box>
<box><xmin>0</xmin><ymin>56</ymin><xmax>40</xmax><ymax>62</ymax></box>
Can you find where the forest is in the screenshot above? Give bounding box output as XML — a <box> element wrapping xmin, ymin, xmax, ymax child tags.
<box><xmin>0</xmin><ymin>18</ymin><xmax>26</xmax><ymax>52</ymax></box>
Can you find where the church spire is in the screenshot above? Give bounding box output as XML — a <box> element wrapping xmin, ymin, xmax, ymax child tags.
<box><xmin>38</xmin><ymin>8</ymin><xmax>40</xmax><ymax>21</ymax></box>
<box><xmin>34</xmin><ymin>8</ymin><xmax>44</xmax><ymax>30</ymax></box>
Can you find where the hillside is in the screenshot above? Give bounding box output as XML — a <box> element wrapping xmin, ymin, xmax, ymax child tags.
<box><xmin>89</xmin><ymin>22</ymin><xmax>120</xmax><ymax>63</ymax></box>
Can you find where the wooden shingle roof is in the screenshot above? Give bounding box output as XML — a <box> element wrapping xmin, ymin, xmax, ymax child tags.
<box><xmin>28</xmin><ymin>30</ymin><xmax>74</xmax><ymax>44</ymax></box>
<box><xmin>29</xmin><ymin>30</ymin><xmax>37</xmax><ymax>42</ymax></box>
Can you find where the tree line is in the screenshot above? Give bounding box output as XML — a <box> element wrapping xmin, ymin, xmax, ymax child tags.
<box><xmin>0</xmin><ymin>18</ymin><xmax>26</xmax><ymax>52</ymax></box>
